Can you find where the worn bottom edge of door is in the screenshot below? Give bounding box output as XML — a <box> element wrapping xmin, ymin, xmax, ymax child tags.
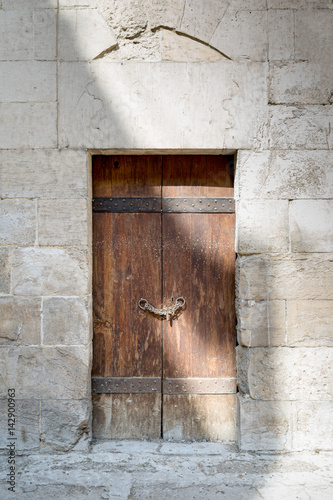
<box><xmin>92</xmin><ymin>393</ymin><xmax>236</xmax><ymax>441</ymax></box>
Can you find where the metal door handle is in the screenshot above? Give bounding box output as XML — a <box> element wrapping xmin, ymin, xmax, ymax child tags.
<box><xmin>138</xmin><ymin>297</ymin><xmax>186</xmax><ymax>321</ymax></box>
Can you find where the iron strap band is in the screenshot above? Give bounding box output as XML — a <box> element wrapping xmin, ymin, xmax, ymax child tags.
<box><xmin>92</xmin><ymin>377</ymin><xmax>237</xmax><ymax>394</ymax></box>
<box><xmin>92</xmin><ymin>197</ymin><xmax>235</xmax><ymax>213</ymax></box>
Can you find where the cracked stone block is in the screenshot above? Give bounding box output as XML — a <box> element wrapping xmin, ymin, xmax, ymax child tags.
<box><xmin>0</xmin><ymin>103</ymin><xmax>57</xmax><ymax>149</ymax></box>
<box><xmin>268</xmin><ymin>10</ymin><xmax>294</xmax><ymax>61</ymax></box>
<box><xmin>41</xmin><ymin>399</ymin><xmax>91</xmax><ymax>451</ymax></box>
<box><xmin>290</xmin><ymin>200</ymin><xmax>333</xmax><ymax>252</ymax></box>
<box><xmin>0</xmin><ymin>149</ymin><xmax>88</xmax><ymax>199</ymax></box>
<box><xmin>237</xmin><ymin>300</ymin><xmax>286</xmax><ymax>347</ymax></box>
<box><xmin>43</xmin><ymin>296</ymin><xmax>92</xmax><ymax>345</ymax></box>
<box><xmin>179</xmin><ymin>0</ymin><xmax>229</xmax><ymax>44</ymax></box>
<box><xmin>0</xmin><ymin>248</ymin><xmax>11</xmax><ymax>295</ymax></box>
<box><xmin>59</xmin><ymin>60</ymin><xmax>267</xmax><ymax>150</ymax></box>
<box><xmin>236</xmin><ymin>151</ymin><xmax>333</xmax><ymax>200</ymax></box>
<box><xmin>148</xmin><ymin>0</ymin><xmax>184</xmax><ymax>29</ymax></box>
<box><xmin>238</xmin><ymin>395</ymin><xmax>292</xmax><ymax>451</ymax></box>
<box><xmin>287</xmin><ymin>300</ymin><xmax>333</xmax><ymax>347</ymax></box>
<box><xmin>59</xmin><ymin>9</ymin><xmax>117</xmax><ymax>61</ymax></box>
<box><xmin>12</xmin><ymin>247</ymin><xmax>89</xmax><ymax>296</ymax></box>
<box><xmin>38</xmin><ymin>198</ymin><xmax>89</xmax><ymax>246</ymax></box>
<box><xmin>293</xmin><ymin>401</ymin><xmax>333</xmax><ymax>451</ymax></box>
<box><xmin>269</xmin><ymin>105</ymin><xmax>332</xmax><ymax>150</ymax></box>
<box><xmin>269</xmin><ymin>62</ymin><xmax>333</xmax><ymax>105</ymax></box>
<box><xmin>0</xmin><ymin>346</ymin><xmax>91</xmax><ymax>399</ymax></box>
<box><xmin>102</xmin><ymin>0</ymin><xmax>149</xmax><ymax>40</ymax></box>
<box><xmin>0</xmin><ymin>199</ymin><xmax>36</xmax><ymax>246</ymax></box>
<box><xmin>0</xmin><ymin>297</ymin><xmax>41</xmax><ymax>345</ymax></box>
<box><xmin>236</xmin><ymin>200</ymin><xmax>289</xmax><ymax>254</ymax></box>
<box><xmin>237</xmin><ymin>254</ymin><xmax>333</xmax><ymax>301</ymax></box>
<box><xmin>160</xmin><ymin>29</ymin><xmax>222</xmax><ymax>62</ymax></box>
<box><xmin>210</xmin><ymin>10</ymin><xmax>267</xmax><ymax>62</ymax></box>
<box><xmin>0</xmin><ymin>62</ymin><xmax>56</xmax><ymax>102</ymax></box>
<box><xmin>237</xmin><ymin>346</ymin><xmax>333</xmax><ymax>401</ymax></box>
<box><xmin>0</xmin><ymin>399</ymin><xmax>40</xmax><ymax>451</ymax></box>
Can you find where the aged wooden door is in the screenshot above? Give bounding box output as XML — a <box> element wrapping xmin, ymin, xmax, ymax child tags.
<box><xmin>92</xmin><ymin>155</ymin><xmax>236</xmax><ymax>441</ymax></box>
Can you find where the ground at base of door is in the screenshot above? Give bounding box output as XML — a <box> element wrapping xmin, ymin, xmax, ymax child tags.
<box><xmin>1</xmin><ymin>441</ymin><xmax>332</xmax><ymax>499</ymax></box>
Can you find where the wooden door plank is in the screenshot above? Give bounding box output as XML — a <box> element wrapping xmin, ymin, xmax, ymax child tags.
<box><xmin>162</xmin><ymin>213</ymin><xmax>236</xmax><ymax>379</ymax></box>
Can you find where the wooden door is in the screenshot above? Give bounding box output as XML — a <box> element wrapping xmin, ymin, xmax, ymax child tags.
<box><xmin>92</xmin><ymin>155</ymin><xmax>236</xmax><ymax>441</ymax></box>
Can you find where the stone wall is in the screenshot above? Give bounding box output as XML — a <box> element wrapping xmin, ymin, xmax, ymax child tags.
<box><xmin>0</xmin><ymin>0</ymin><xmax>332</xmax><ymax>452</ymax></box>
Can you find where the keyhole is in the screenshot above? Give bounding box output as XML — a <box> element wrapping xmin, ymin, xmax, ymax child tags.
<box><xmin>114</xmin><ymin>161</ymin><xmax>119</xmax><ymax>168</ymax></box>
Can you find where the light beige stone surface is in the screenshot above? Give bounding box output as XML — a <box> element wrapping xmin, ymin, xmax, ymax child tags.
<box><xmin>41</xmin><ymin>399</ymin><xmax>91</xmax><ymax>451</ymax></box>
<box><xmin>0</xmin><ymin>10</ymin><xmax>33</xmax><ymax>60</ymax></box>
<box><xmin>0</xmin><ymin>103</ymin><xmax>57</xmax><ymax>149</ymax></box>
<box><xmin>0</xmin><ymin>149</ymin><xmax>88</xmax><ymax>198</ymax></box>
<box><xmin>290</xmin><ymin>200</ymin><xmax>333</xmax><ymax>252</ymax></box>
<box><xmin>179</xmin><ymin>0</ymin><xmax>229</xmax><ymax>43</ymax></box>
<box><xmin>0</xmin><ymin>399</ymin><xmax>40</xmax><ymax>451</ymax></box>
<box><xmin>148</xmin><ymin>0</ymin><xmax>184</xmax><ymax>29</ymax></box>
<box><xmin>3</xmin><ymin>0</ymin><xmax>57</xmax><ymax>8</ymax></box>
<box><xmin>293</xmin><ymin>401</ymin><xmax>333</xmax><ymax>451</ymax></box>
<box><xmin>161</xmin><ymin>29</ymin><xmax>222</xmax><ymax>62</ymax></box>
<box><xmin>59</xmin><ymin>9</ymin><xmax>117</xmax><ymax>61</ymax></box>
<box><xmin>0</xmin><ymin>248</ymin><xmax>11</xmax><ymax>295</ymax></box>
<box><xmin>237</xmin><ymin>347</ymin><xmax>333</xmax><ymax>401</ymax></box>
<box><xmin>0</xmin><ymin>346</ymin><xmax>91</xmax><ymax>399</ymax></box>
<box><xmin>269</xmin><ymin>62</ymin><xmax>333</xmax><ymax>105</ymax></box>
<box><xmin>103</xmin><ymin>0</ymin><xmax>148</xmax><ymax>39</ymax></box>
<box><xmin>237</xmin><ymin>300</ymin><xmax>286</xmax><ymax>347</ymax></box>
<box><xmin>269</xmin><ymin>105</ymin><xmax>332</xmax><ymax>150</ymax></box>
<box><xmin>295</xmin><ymin>9</ymin><xmax>333</xmax><ymax>64</ymax></box>
<box><xmin>0</xmin><ymin>62</ymin><xmax>56</xmax><ymax>102</ymax></box>
<box><xmin>210</xmin><ymin>10</ymin><xmax>267</xmax><ymax>61</ymax></box>
<box><xmin>59</xmin><ymin>60</ymin><xmax>267</xmax><ymax>149</ymax></box>
<box><xmin>236</xmin><ymin>150</ymin><xmax>333</xmax><ymax>200</ymax></box>
<box><xmin>268</xmin><ymin>0</ymin><xmax>332</xmax><ymax>8</ymax></box>
<box><xmin>33</xmin><ymin>9</ymin><xmax>57</xmax><ymax>61</ymax></box>
<box><xmin>268</xmin><ymin>10</ymin><xmax>294</xmax><ymax>61</ymax></box>
<box><xmin>0</xmin><ymin>199</ymin><xmax>36</xmax><ymax>246</ymax></box>
<box><xmin>238</xmin><ymin>396</ymin><xmax>292</xmax><ymax>451</ymax></box>
<box><xmin>12</xmin><ymin>248</ymin><xmax>89</xmax><ymax>296</ymax></box>
<box><xmin>38</xmin><ymin>198</ymin><xmax>89</xmax><ymax>246</ymax></box>
<box><xmin>236</xmin><ymin>200</ymin><xmax>289</xmax><ymax>254</ymax></box>
<box><xmin>237</xmin><ymin>254</ymin><xmax>333</xmax><ymax>301</ymax></box>
<box><xmin>0</xmin><ymin>297</ymin><xmax>41</xmax><ymax>345</ymax></box>
<box><xmin>287</xmin><ymin>300</ymin><xmax>333</xmax><ymax>346</ymax></box>
<box><xmin>43</xmin><ymin>296</ymin><xmax>92</xmax><ymax>345</ymax></box>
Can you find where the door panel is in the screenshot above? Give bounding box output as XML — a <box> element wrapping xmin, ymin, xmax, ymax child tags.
<box><xmin>92</xmin><ymin>154</ymin><xmax>236</xmax><ymax>441</ymax></box>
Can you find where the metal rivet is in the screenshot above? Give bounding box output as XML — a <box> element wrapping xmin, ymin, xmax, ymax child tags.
<box><xmin>214</xmin><ymin>207</ymin><xmax>217</xmax><ymax>211</ymax></box>
<box><xmin>184</xmin><ymin>199</ymin><xmax>187</xmax><ymax>202</ymax></box>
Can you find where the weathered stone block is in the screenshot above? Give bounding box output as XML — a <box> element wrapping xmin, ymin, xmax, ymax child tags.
<box><xmin>237</xmin><ymin>254</ymin><xmax>333</xmax><ymax>301</ymax></box>
<box><xmin>38</xmin><ymin>198</ymin><xmax>89</xmax><ymax>246</ymax></box>
<box><xmin>0</xmin><ymin>103</ymin><xmax>57</xmax><ymax>149</ymax></box>
<box><xmin>237</xmin><ymin>347</ymin><xmax>333</xmax><ymax>400</ymax></box>
<box><xmin>0</xmin><ymin>399</ymin><xmax>40</xmax><ymax>451</ymax></box>
<box><xmin>237</xmin><ymin>300</ymin><xmax>286</xmax><ymax>347</ymax></box>
<box><xmin>0</xmin><ymin>62</ymin><xmax>56</xmax><ymax>102</ymax></box>
<box><xmin>161</xmin><ymin>29</ymin><xmax>222</xmax><ymax>62</ymax></box>
<box><xmin>236</xmin><ymin>200</ymin><xmax>289</xmax><ymax>254</ymax></box>
<box><xmin>34</xmin><ymin>9</ymin><xmax>57</xmax><ymax>60</ymax></box>
<box><xmin>148</xmin><ymin>0</ymin><xmax>184</xmax><ymax>29</ymax></box>
<box><xmin>59</xmin><ymin>0</ymin><xmax>91</xmax><ymax>7</ymax></box>
<box><xmin>210</xmin><ymin>10</ymin><xmax>267</xmax><ymax>61</ymax></box>
<box><xmin>0</xmin><ymin>248</ymin><xmax>11</xmax><ymax>295</ymax></box>
<box><xmin>0</xmin><ymin>297</ymin><xmax>41</xmax><ymax>345</ymax></box>
<box><xmin>3</xmin><ymin>0</ymin><xmax>57</xmax><ymax>8</ymax></box>
<box><xmin>43</xmin><ymin>296</ymin><xmax>92</xmax><ymax>345</ymax></box>
<box><xmin>268</xmin><ymin>10</ymin><xmax>294</xmax><ymax>61</ymax></box>
<box><xmin>0</xmin><ymin>346</ymin><xmax>91</xmax><ymax>399</ymax></box>
<box><xmin>0</xmin><ymin>149</ymin><xmax>88</xmax><ymax>199</ymax></box>
<box><xmin>59</xmin><ymin>60</ymin><xmax>267</xmax><ymax>150</ymax></box>
<box><xmin>295</xmin><ymin>9</ymin><xmax>333</xmax><ymax>65</ymax></box>
<box><xmin>101</xmin><ymin>0</ymin><xmax>148</xmax><ymax>40</ymax></box>
<box><xmin>41</xmin><ymin>399</ymin><xmax>91</xmax><ymax>451</ymax></box>
<box><xmin>59</xmin><ymin>9</ymin><xmax>117</xmax><ymax>61</ymax></box>
<box><xmin>238</xmin><ymin>395</ymin><xmax>292</xmax><ymax>451</ymax></box>
<box><xmin>293</xmin><ymin>401</ymin><xmax>333</xmax><ymax>451</ymax></box>
<box><xmin>236</xmin><ymin>150</ymin><xmax>333</xmax><ymax>200</ymax></box>
<box><xmin>12</xmin><ymin>248</ymin><xmax>89</xmax><ymax>296</ymax></box>
<box><xmin>0</xmin><ymin>199</ymin><xmax>36</xmax><ymax>246</ymax></box>
<box><xmin>0</xmin><ymin>10</ymin><xmax>33</xmax><ymax>60</ymax></box>
<box><xmin>179</xmin><ymin>0</ymin><xmax>229</xmax><ymax>43</ymax></box>
<box><xmin>268</xmin><ymin>0</ymin><xmax>331</xmax><ymax>7</ymax></box>
<box><xmin>269</xmin><ymin>62</ymin><xmax>333</xmax><ymax>105</ymax></box>
<box><xmin>287</xmin><ymin>300</ymin><xmax>333</xmax><ymax>347</ymax></box>
<box><xmin>290</xmin><ymin>200</ymin><xmax>333</xmax><ymax>252</ymax></box>
<box><xmin>269</xmin><ymin>105</ymin><xmax>332</xmax><ymax>150</ymax></box>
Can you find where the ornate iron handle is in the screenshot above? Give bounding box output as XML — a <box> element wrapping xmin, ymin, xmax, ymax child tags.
<box><xmin>138</xmin><ymin>297</ymin><xmax>186</xmax><ymax>321</ymax></box>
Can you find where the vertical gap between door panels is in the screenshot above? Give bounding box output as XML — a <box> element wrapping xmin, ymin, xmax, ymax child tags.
<box><xmin>160</xmin><ymin>155</ymin><xmax>164</xmax><ymax>439</ymax></box>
